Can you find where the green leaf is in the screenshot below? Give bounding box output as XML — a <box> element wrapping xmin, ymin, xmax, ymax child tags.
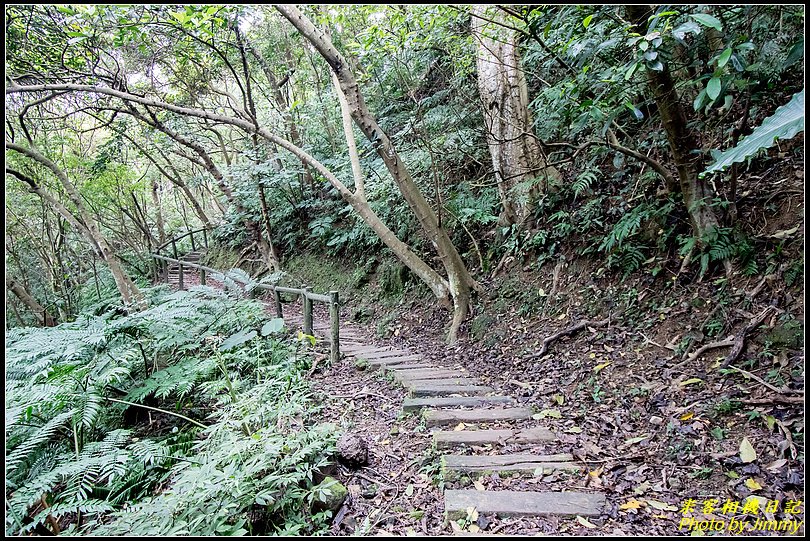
<box><xmin>625</xmin><ymin>62</ymin><xmax>639</xmax><ymax>81</ymax></box>
<box><xmin>690</xmin><ymin>13</ymin><xmax>723</xmax><ymax>31</ymax></box>
<box><xmin>706</xmin><ymin>77</ymin><xmax>722</xmax><ymax>100</ymax></box>
<box><xmin>260</xmin><ymin>318</ymin><xmax>285</xmax><ymax>336</ymax></box>
<box><xmin>703</xmin><ymin>89</ymin><xmax>805</xmax><ymax>175</ymax></box>
<box><xmin>219</xmin><ymin>329</ymin><xmax>257</xmax><ymax>352</ymax></box>
<box><xmin>673</xmin><ymin>21</ymin><xmax>701</xmax><ymax>40</ymax></box>
<box><xmin>583</xmin><ymin>15</ymin><xmax>593</xmax><ymax>29</ymax></box>
<box><xmin>717</xmin><ymin>47</ymin><xmax>732</xmax><ymax>68</ymax></box>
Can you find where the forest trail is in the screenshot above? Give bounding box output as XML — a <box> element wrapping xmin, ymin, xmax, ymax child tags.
<box><xmin>164</xmin><ymin>261</ymin><xmax>606</xmax><ymax>531</ymax></box>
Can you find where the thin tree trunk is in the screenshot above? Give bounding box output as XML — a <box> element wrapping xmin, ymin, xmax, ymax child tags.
<box><xmin>277</xmin><ymin>5</ymin><xmax>479</xmax><ymax>342</ymax></box>
<box><xmin>626</xmin><ymin>4</ymin><xmax>722</xmax><ymax>243</ymax></box>
<box><xmin>6</xmin><ymin>144</ymin><xmax>145</xmax><ymax>308</ymax></box>
<box><xmin>6</xmin><ymin>276</ymin><xmax>56</xmax><ymax>326</ymax></box>
<box><xmin>151</xmin><ymin>180</ymin><xmax>166</xmax><ymax>245</ymax></box>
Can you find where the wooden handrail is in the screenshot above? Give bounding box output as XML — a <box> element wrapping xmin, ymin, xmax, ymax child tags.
<box><xmin>154</xmin><ymin>226</ymin><xmax>210</xmax><ymax>254</ymax></box>
<box><xmin>151</xmin><ymin>252</ymin><xmax>341</xmax><ymax>361</ymax></box>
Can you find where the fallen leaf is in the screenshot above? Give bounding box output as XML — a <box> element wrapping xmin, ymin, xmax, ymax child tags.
<box><xmin>624</xmin><ymin>434</ymin><xmax>650</xmax><ymax>445</ymax></box>
<box><xmin>744</xmin><ymin>478</ymin><xmax>763</xmax><ymax>491</ymax></box>
<box><xmin>603</xmin><ymin>344</ymin><xmax>615</xmax><ymax>352</ymax></box>
<box><xmin>552</xmin><ymin>394</ymin><xmax>565</xmax><ymax>405</ymax></box>
<box><xmin>620</xmin><ymin>499</ymin><xmax>644</xmax><ymax>510</ymax></box>
<box><xmin>453</xmin><ymin>423</ymin><xmax>466</xmax><ymax>432</ymax></box>
<box><xmin>594</xmin><ymin>361</ymin><xmax>611</xmax><ymax>373</ymax></box>
<box><xmin>533</xmin><ymin>409</ymin><xmax>562</xmax><ymax>419</ymax></box>
<box><xmin>466</xmin><ymin>507</ymin><xmax>479</xmax><ymax>522</ymax></box>
<box><xmin>468</xmin><ymin>525</ymin><xmax>480</xmax><ymax>534</ymax></box>
<box><xmin>404</xmin><ymin>484</ymin><xmax>414</xmax><ymax>497</ymax></box>
<box><xmin>680</xmin><ymin>377</ymin><xmax>703</xmax><ymax>386</ymax></box>
<box><xmin>769</xmin><ymin>225</ymin><xmax>799</xmax><ymax>239</ymax></box>
<box><xmin>680</xmin><ymin>412</ymin><xmax>695</xmax><ymax>421</ymax></box>
<box><xmin>473</xmin><ymin>480</ymin><xmax>486</xmax><ymax>491</ymax></box>
<box><xmin>576</xmin><ymin>516</ymin><xmax>597</xmax><ymax>529</ymax></box>
<box><xmin>766</xmin><ymin>459</ymin><xmax>787</xmax><ymax>471</ymax></box>
<box><xmin>566</xmin><ymin>426</ymin><xmax>583</xmax><ymax>433</ymax></box>
<box><xmin>557</xmin><ymin>313</ymin><xmax>567</xmax><ymax>320</ymax></box>
<box><xmin>645</xmin><ymin>499</ymin><xmax>678</xmax><ymax>511</ymax></box>
<box><xmin>739</xmin><ymin>437</ymin><xmax>757</xmax><ymax>463</ymax></box>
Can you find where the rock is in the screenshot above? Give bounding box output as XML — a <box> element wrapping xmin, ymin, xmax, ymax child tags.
<box><xmin>312</xmin><ymin>476</ymin><xmax>348</xmax><ymax>512</ymax></box>
<box><xmin>650</xmin><ymin>415</ymin><xmax>664</xmax><ymax>426</ymax></box>
<box><xmin>337</xmin><ymin>433</ymin><xmax>368</xmax><ymax>466</ymax></box>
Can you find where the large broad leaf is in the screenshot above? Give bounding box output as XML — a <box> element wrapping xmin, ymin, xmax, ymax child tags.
<box><xmin>219</xmin><ymin>329</ymin><xmax>257</xmax><ymax>352</ymax></box>
<box><xmin>702</xmin><ymin>89</ymin><xmax>804</xmax><ymax>176</ymax></box>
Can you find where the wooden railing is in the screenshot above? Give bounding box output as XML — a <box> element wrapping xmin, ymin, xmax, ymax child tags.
<box><xmin>150</xmin><ymin>229</ymin><xmax>341</xmax><ymax>362</ymax></box>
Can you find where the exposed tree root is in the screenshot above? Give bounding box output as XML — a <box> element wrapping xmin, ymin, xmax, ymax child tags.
<box><xmin>720</xmin><ymin>306</ymin><xmax>778</xmax><ymax>368</ymax></box>
<box><xmin>530</xmin><ymin>318</ymin><xmax>611</xmax><ymax>359</ymax></box>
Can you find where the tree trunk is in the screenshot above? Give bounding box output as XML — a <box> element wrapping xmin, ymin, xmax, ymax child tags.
<box><xmin>6</xmin><ymin>276</ymin><xmax>56</xmax><ymax>326</ymax></box>
<box><xmin>276</xmin><ymin>5</ymin><xmax>479</xmax><ymax>342</ymax></box>
<box><xmin>472</xmin><ymin>6</ymin><xmax>560</xmax><ymax>226</ymax></box>
<box><xmin>6</xmin><ymin>144</ymin><xmax>145</xmax><ymax>309</ymax></box>
<box><xmin>625</xmin><ymin>4</ymin><xmax>721</xmax><ymax>243</ymax></box>
<box><xmin>151</xmin><ymin>180</ymin><xmax>166</xmax><ymax>245</ymax></box>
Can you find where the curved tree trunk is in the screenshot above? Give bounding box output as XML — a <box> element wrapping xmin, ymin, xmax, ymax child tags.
<box><xmin>6</xmin><ymin>144</ymin><xmax>145</xmax><ymax>309</ymax></box>
<box><xmin>276</xmin><ymin>5</ymin><xmax>479</xmax><ymax>342</ymax></box>
<box><xmin>6</xmin><ymin>276</ymin><xmax>56</xmax><ymax>326</ymax></box>
<box><xmin>625</xmin><ymin>4</ymin><xmax>721</xmax><ymax>243</ymax></box>
<box><xmin>471</xmin><ymin>6</ymin><xmax>560</xmax><ymax>226</ymax></box>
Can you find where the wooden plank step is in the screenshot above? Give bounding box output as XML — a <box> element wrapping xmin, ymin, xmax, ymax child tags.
<box><xmin>402</xmin><ymin>377</ymin><xmax>480</xmax><ymax>389</ymax></box>
<box><xmin>433</xmin><ymin>427</ymin><xmax>556</xmax><ymax>449</ymax></box>
<box><xmin>343</xmin><ymin>345</ymin><xmax>400</xmax><ymax>354</ymax></box>
<box><xmin>393</xmin><ymin>369</ymin><xmax>464</xmax><ymax>382</ymax></box>
<box><xmin>367</xmin><ymin>355</ymin><xmax>425</xmax><ymax>365</ymax></box>
<box><xmin>424</xmin><ymin>407</ymin><xmax>532</xmax><ymax>427</ymax></box>
<box><xmin>442</xmin><ymin>453</ymin><xmax>580</xmax><ymax>473</ymax></box>
<box><xmin>444</xmin><ymin>490</ymin><xmax>605</xmax><ymax>519</ymax></box>
<box><xmin>357</xmin><ymin>350</ymin><xmax>415</xmax><ymax>360</ymax></box>
<box><xmin>410</xmin><ymin>384</ymin><xmax>493</xmax><ymax>398</ymax></box>
<box><xmin>378</xmin><ymin>363</ymin><xmax>434</xmax><ymax>372</ymax></box>
<box><xmin>403</xmin><ymin>396</ymin><xmax>515</xmax><ymax>412</ymax></box>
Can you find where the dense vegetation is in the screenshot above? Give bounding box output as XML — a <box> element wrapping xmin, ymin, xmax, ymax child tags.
<box><xmin>5</xmin><ymin>4</ymin><xmax>804</xmax><ymax>536</ymax></box>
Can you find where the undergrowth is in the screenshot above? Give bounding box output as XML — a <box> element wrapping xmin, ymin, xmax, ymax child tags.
<box><xmin>5</xmin><ymin>278</ymin><xmax>339</xmax><ymax>536</ymax></box>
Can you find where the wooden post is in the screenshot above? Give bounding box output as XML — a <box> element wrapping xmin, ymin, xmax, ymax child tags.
<box><xmin>203</xmin><ymin>228</ymin><xmax>208</xmax><ymax>249</ymax></box>
<box><xmin>178</xmin><ymin>263</ymin><xmax>184</xmax><ymax>290</ymax></box>
<box><xmin>273</xmin><ymin>288</ymin><xmax>283</xmax><ymax>318</ymax></box>
<box><xmin>200</xmin><ymin>267</ymin><xmax>206</xmax><ymax>286</ymax></box>
<box><xmin>172</xmin><ymin>239</ymin><xmax>178</xmax><ymax>260</ymax></box>
<box><xmin>329</xmin><ymin>291</ymin><xmax>340</xmax><ymax>362</ymax></box>
<box><xmin>303</xmin><ymin>286</ymin><xmax>313</xmax><ymax>336</ymax></box>
<box><xmin>190</xmin><ymin>230</ymin><xmax>196</xmax><ymax>252</ymax></box>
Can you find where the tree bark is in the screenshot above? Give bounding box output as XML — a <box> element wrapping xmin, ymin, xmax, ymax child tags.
<box><xmin>6</xmin><ymin>276</ymin><xmax>56</xmax><ymax>326</ymax></box>
<box><xmin>625</xmin><ymin>4</ymin><xmax>722</xmax><ymax>243</ymax></box>
<box><xmin>472</xmin><ymin>6</ymin><xmax>560</xmax><ymax>226</ymax></box>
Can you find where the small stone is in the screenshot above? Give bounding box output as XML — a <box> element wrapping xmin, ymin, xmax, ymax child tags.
<box><xmin>312</xmin><ymin>477</ymin><xmax>347</xmax><ymax>512</ymax></box>
<box><xmin>650</xmin><ymin>416</ymin><xmax>664</xmax><ymax>426</ymax></box>
<box><xmin>337</xmin><ymin>433</ymin><xmax>368</xmax><ymax>467</ymax></box>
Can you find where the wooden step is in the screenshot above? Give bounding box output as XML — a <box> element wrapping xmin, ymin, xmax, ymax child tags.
<box><xmin>343</xmin><ymin>345</ymin><xmax>401</xmax><ymax>355</ymax></box>
<box><xmin>358</xmin><ymin>350</ymin><xmax>416</xmax><ymax>360</ymax></box>
<box><xmin>442</xmin><ymin>453</ymin><xmax>579</xmax><ymax>474</ymax></box>
<box><xmin>444</xmin><ymin>490</ymin><xmax>605</xmax><ymax>519</ymax></box>
<box><xmin>424</xmin><ymin>407</ymin><xmax>532</xmax><ymax>427</ymax></box>
<box><xmin>393</xmin><ymin>369</ymin><xmax>464</xmax><ymax>382</ymax></box>
<box><xmin>402</xmin><ymin>396</ymin><xmax>515</xmax><ymax>412</ymax></box>
<box><xmin>379</xmin><ymin>363</ymin><xmax>435</xmax><ymax>372</ymax></box>
<box><xmin>433</xmin><ymin>427</ymin><xmax>555</xmax><ymax>449</ymax></box>
<box><xmin>402</xmin><ymin>377</ymin><xmax>480</xmax><ymax>389</ymax></box>
<box><xmin>410</xmin><ymin>384</ymin><xmax>494</xmax><ymax>398</ymax></box>
<box><xmin>367</xmin><ymin>355</ymin><xmax>425</xmax><ymax>365</ymax></box>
